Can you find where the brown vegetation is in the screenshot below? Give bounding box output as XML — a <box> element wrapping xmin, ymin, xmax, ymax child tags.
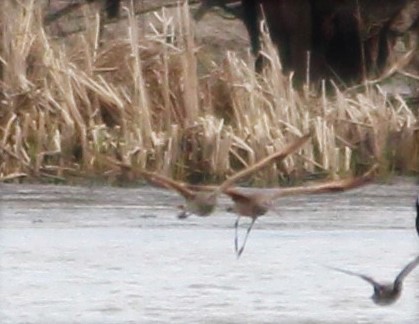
<box><xmin>0</xmin><ymin>1</ymin><xmax>417</xmax><ymax>185</ymax></box>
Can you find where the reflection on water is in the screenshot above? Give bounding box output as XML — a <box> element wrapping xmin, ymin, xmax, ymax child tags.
<box><xmin>0</xmin><ymin>179</ymin><xmax>418</xmax><ymax>323</ymax></box>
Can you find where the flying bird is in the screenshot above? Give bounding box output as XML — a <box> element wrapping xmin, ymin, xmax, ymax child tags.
<box><xmin>139</xmin><ymin>133</ymin><xmax>311</xmax><ymax>219</ymax></box>
<box><xmin>327</xmin><ymin>255</ymin><xmax>419</xmax><ymax>306</ymax></box>
<box><xmin>223</xmin><ymin>164</ymin><xmax>378</xmax><ymax>257</ymax></box>
<box><xmin>416</xmin><ymin>196</ymin><xmax>419</xmax><ymax>237</ymax></box>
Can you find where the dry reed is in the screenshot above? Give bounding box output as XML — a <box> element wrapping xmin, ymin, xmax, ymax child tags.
<box><xmin>0</xmin><ymin>1</ymin><xmax>417</xmax><ymax>185</ymax></box>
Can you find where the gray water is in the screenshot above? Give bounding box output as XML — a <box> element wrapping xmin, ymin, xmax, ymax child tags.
<box><xmin>0</xmin><ymin>178</ymin><xmax>418</xmax><ymax>323</ymax></box>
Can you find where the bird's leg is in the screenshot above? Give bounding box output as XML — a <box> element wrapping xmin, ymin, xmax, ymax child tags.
<box><xmin>237</xmin><ymin>218</ymin><xmax>256</xmax><ymax>258</ymax></box>
<box><xmin>234</xmin><ymin>216</ymin><xmax>240</xmax><ymax>256</ymax></box>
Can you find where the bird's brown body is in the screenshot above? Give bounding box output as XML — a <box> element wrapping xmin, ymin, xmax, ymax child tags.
<box><xmin>371</xmin><ymin>283</ymin><xmax>402</xmax><ymax>306</ymax></box>
<box><xmin>223</xmin><ymin>165</ymin><xmax>378</xmax><ymax>257</ymax></box>
<box><xmin>328</xmin><ymin>255</ymin><xmax>419</xmax><ymax>306</ymax></box>
<box><xmin>227</xmin><ymin>192</ymin><xmax>270</xmax><ymax>217</ymax></box>
<box><xmin>177</xmin><ymin>191</ymin><xmax>218</xmax><ymax>219</ymax></box>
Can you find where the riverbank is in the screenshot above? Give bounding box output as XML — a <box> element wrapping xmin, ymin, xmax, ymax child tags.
<box><xmin>0</xmin><ymin>1</ymin><xmax>418</xmax><ymax>186</ymax></box>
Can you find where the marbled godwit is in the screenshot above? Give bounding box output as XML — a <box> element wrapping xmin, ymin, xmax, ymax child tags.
<box><xmin>416</xmin><ymin>196</ymin><xmax>419</xmax><ymax>236</ymax></box>
<box><xmin>141</xmin><ymin>133</ymin><xmax>311</xmax><ymax>219</ymax></box>
<box><xmin>223</xmin><ymin>165</ymin><xmax>377</xmax><ymax>257</ymax></box>
<box><xmin>327</xmin><ymin>255</ymin><xmax>419</xmax><ymax>306</ymax></box>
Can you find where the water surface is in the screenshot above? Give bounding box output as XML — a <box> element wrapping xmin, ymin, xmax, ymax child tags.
<box><xmin>1</xmin><ymin>179</ymin><xmax>418</xmax><ymax>323</ymax></box>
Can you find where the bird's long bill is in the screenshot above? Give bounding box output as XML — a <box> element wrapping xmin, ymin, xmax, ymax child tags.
<box><xmin>271</xmin><ymin>164</ymin><xmax>378</xmax><ymax>200</ymax></box>
<box><xmin>218</xmin><ymin>133</ymin><xmax>312</xmax><ymax>192</ymax></box>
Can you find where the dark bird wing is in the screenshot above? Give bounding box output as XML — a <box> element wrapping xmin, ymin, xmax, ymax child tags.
<box><xmin>218</xmin><ymin>133</ymin><xmax>311</xmax><ymax>192</ymax></box>
<box><xmin>105</xmin><ymin>157</ymin><xmax>196</xmax><ymax>199</ymax></box>
<box><xmin>326</xmin><ymin>265</ymin><xmax>379</xmax><ymax>287</ymax></box>
<box><xmin>394</xmin><ymin>255</ymin><xmax>419</xmax><ymax>286</ymax></box>
<box><xmin>139</xmin><ymin>171</ymin><xmax>197</xmax><ymax>200</ymax></box>
<box><xmin>269</xmin><ymin>164</ymin><xmax>377</xmax><ymax>201</ymax></box>
<box><xmin>416</xmin><ymin>196</ymin><xmax>419</xmax><ymax>236</ymax></box>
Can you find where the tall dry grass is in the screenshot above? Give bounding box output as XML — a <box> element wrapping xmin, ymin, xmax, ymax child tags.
<box><xmin>0</xmin><ymin>1</ymin><xmax>417</xmax><ymax>185</ymax></box>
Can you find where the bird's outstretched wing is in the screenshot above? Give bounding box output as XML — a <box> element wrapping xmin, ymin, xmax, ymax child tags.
<box><xmin>326</xmin><ymin>265</ymin><xmax>379</xmax><ymax>287</ymax></box>
<box><xmin>186</xmin><ymin>183</ymin><xmax>219</xmax><ymax>192</ymax></box>
<box><xmin>217</xmin><ymin>133</ymin><xmax>311</xmax><ymax>192</ymax></box>
<box><xmin>415</xmin><ymin>196</ymin><xmax>419</xmax><ymax>236</ymax></box>
<box><xmin>394</xmin><ymin>255</ymin><xmax>419</xmax><ymax>286</ymax></box>
<box><xmin>105</xmin><ymin>157</ymin><xmax>196</xmax><ymax>199</ymax></box>
<box><xmin>106</xmin><ymin>133</ymin><xmax>310</xmax><ymax>201</ymax></box>
<box><xmin>269</xmin><ymin>164</ymin><xmax>378</xmax><ymax>201</ymax></box>
<box><xmin>181</xmin><ymin>133</ymin><xmax>311</xmax><ymax>193</ymax></box>
<box><xmin>139</xmin><ymin>171</ymin><xmax>197</xmax><ymax>200</ymax></box>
